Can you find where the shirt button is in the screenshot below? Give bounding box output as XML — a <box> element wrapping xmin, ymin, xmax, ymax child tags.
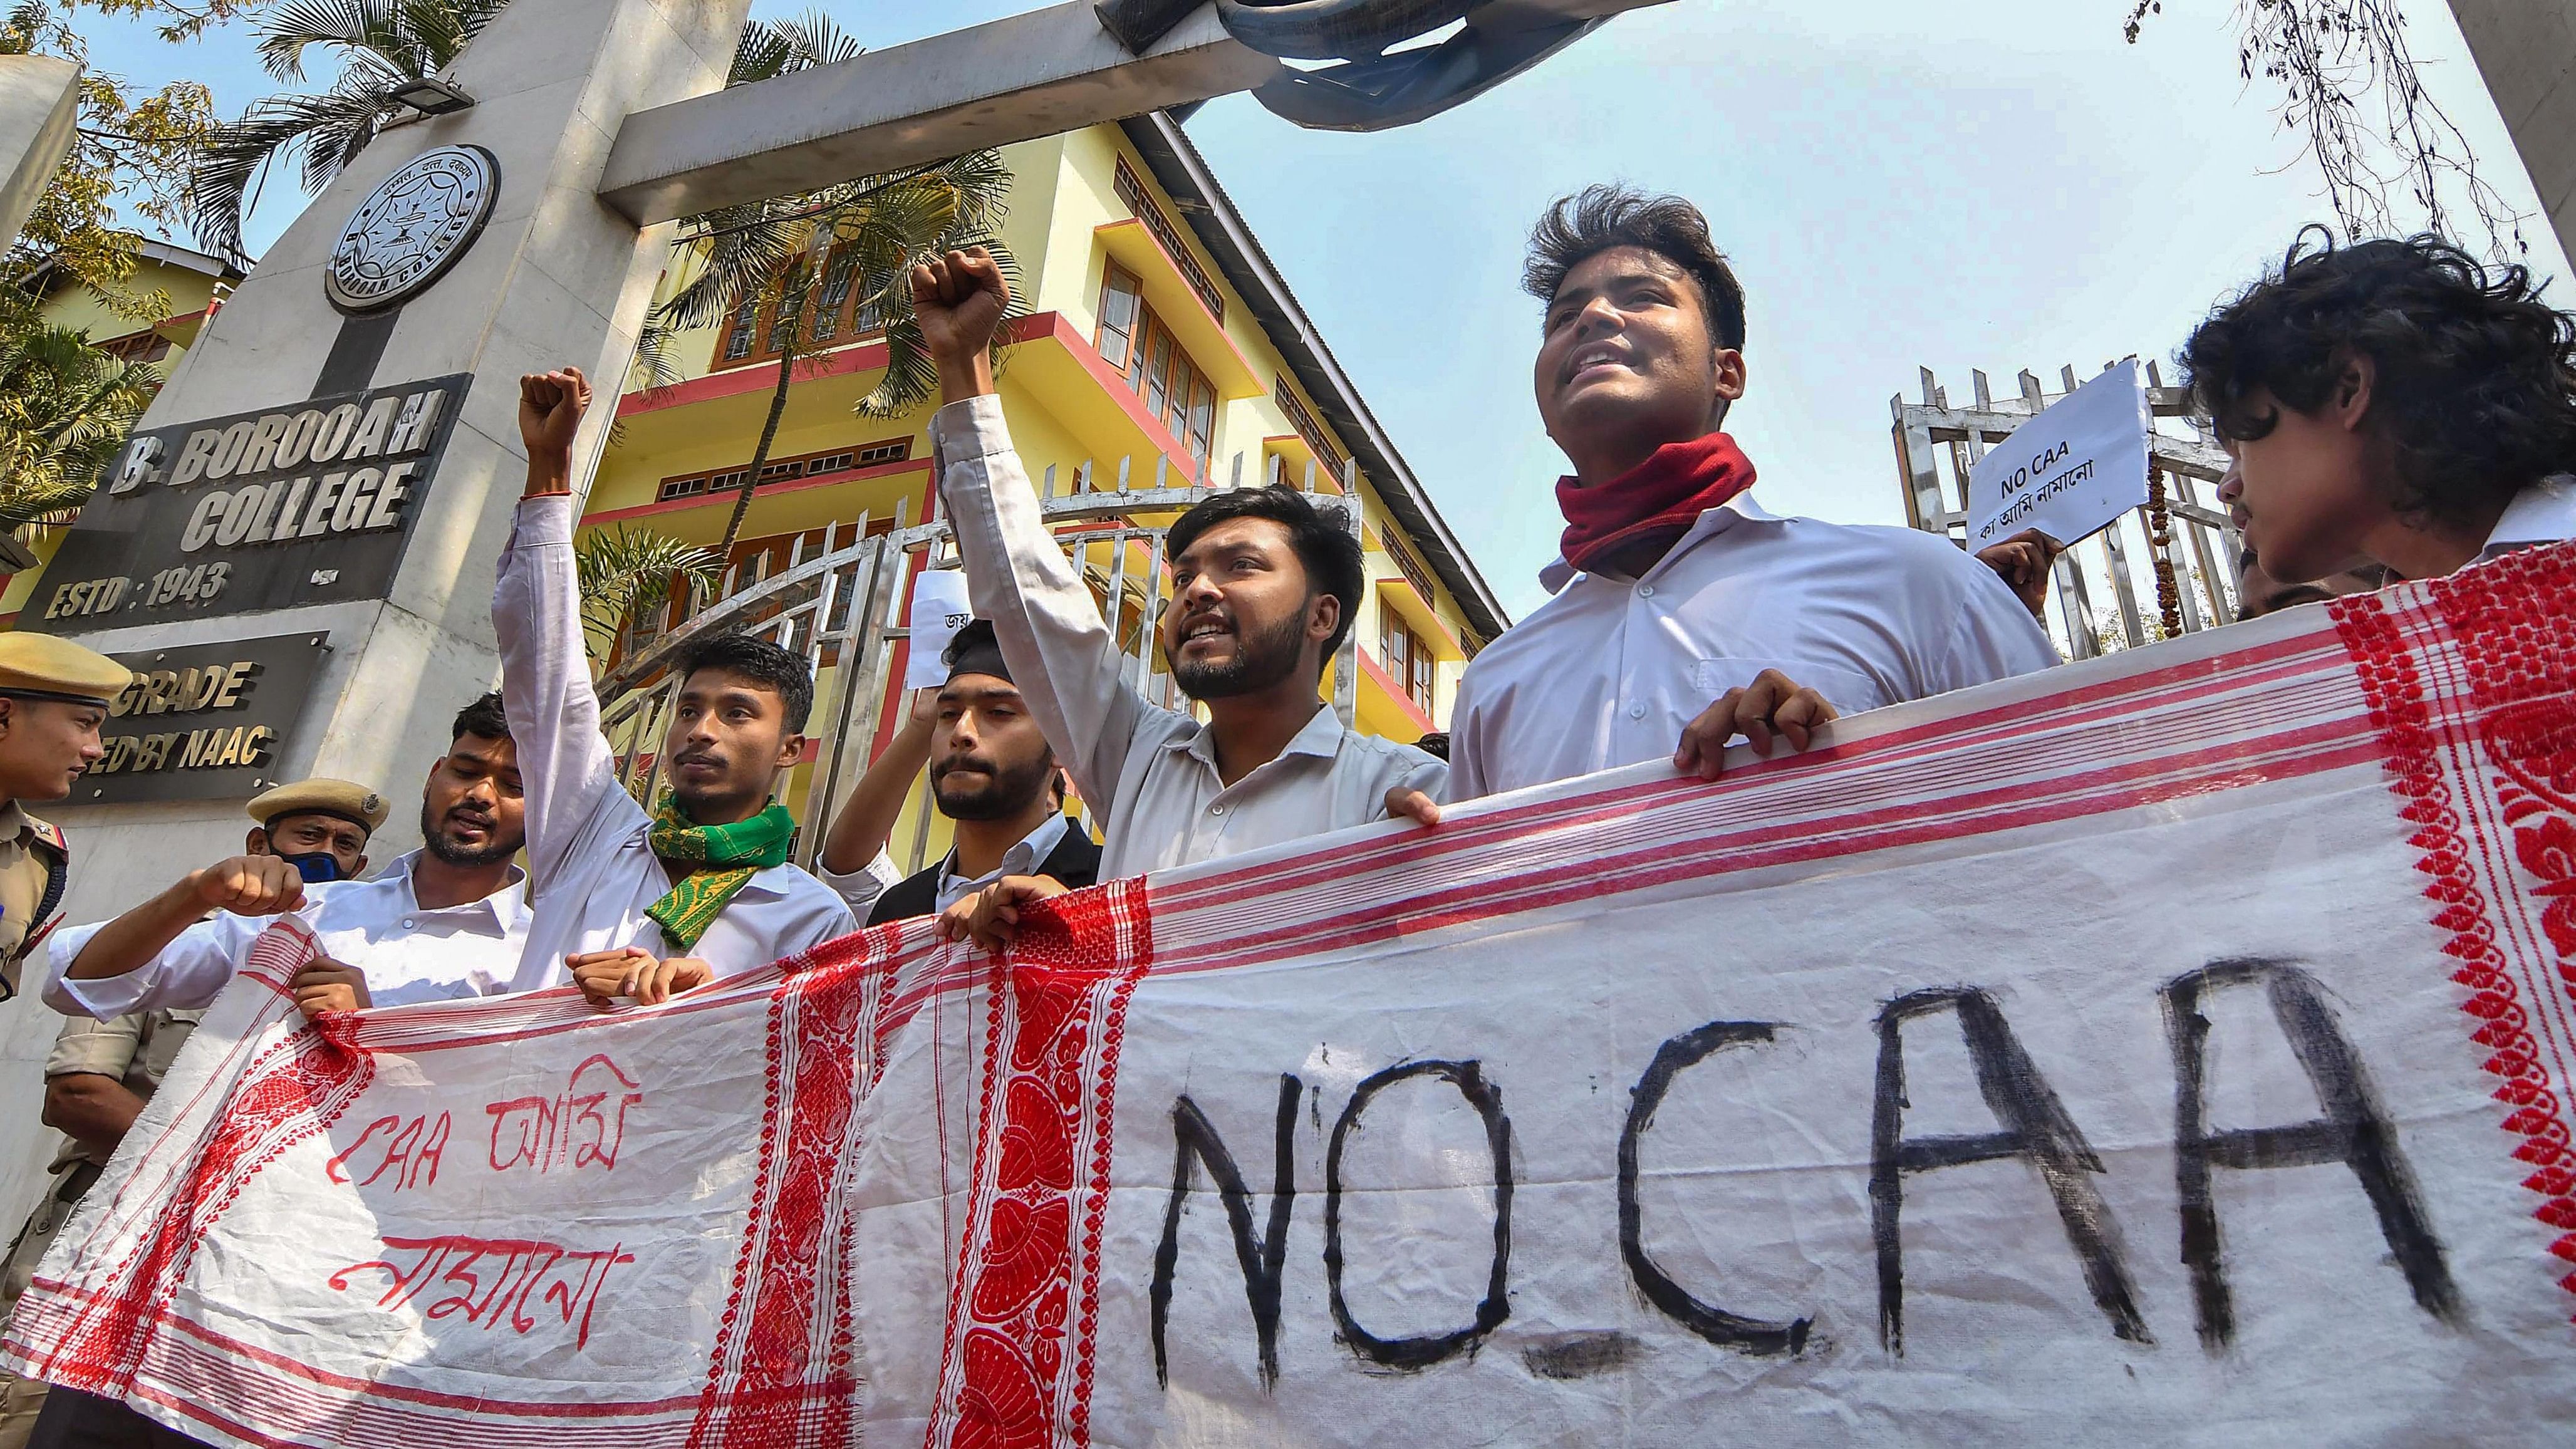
<box><xmin>1638</xmin><ymin>584</ymin><xmax>1656</xmax><ymax>598</ymax></box>
<box><xmin>1208</xmin><ymin>804</ymin><xmax>1225</xmax><ymax>816</ymax></box>
<box><xmin>1628</xmin><ymin>702</ymin><xmax>1646</xmax><ymax>719</ymax></box>
<box><xmin>400</xmin><ymin>918</ymin><xmax>417</xmax><ymax>929</ymax></box>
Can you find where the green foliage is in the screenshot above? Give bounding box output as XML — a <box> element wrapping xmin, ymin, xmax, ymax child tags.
<box><xmin>179</xmin><ymin>0</ymin><xmax>506</xmax><ymax>264</ymax></box>
<box><xmin>1</xmin><ymin>1</ymin><xmax>216</xmax><ymax>321</ymax></box>
<box><xmin>573</xmin><ymin>523</ymin><xmax>719</xmax><ymax>664</ymax></box>
<box><xmin>0</xmin><ymin>287</ymin><xmax>159</xmax><ymax>532</ymax></box>
<box><xmin>633</xmin><ymin>9</ymin><xmax>1019</xmax><ymax>558</ymax></box>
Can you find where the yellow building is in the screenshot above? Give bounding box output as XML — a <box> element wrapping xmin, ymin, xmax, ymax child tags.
<box><xmin>588</xmin><ymin>115</ymin><xmax>1507</xmax><ymax>870</ymax></box>
<box><xmin>0</xmin><ymin>239</ymin><xmax>243</xmax><ymax>619</ymax></box>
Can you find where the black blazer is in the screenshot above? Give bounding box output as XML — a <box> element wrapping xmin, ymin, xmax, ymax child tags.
<box><xmin>865</xmin><ymin>822</ymin><xmax>1104</xmax><ymax>927</ymax></box>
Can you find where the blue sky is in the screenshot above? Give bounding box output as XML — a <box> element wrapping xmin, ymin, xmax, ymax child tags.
<box><xmin>77</xmin><ymin>0</ymin><xmax>2569</xmax><ymax>620</ymax></box>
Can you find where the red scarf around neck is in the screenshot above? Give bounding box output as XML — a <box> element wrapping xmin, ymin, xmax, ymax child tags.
<box><xmin>1556</xmin><ymin>433</ymin><xmax>1758</xmax><ymax>574</ymax></box>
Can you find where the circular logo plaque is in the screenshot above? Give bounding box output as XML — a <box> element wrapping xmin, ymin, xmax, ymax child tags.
<box><xmin>323</xmin><ymin>144</ymin><xmax>499</xmax><ymax>314</ymax></box>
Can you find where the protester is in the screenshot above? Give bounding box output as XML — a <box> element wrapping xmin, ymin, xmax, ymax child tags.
<box><xmin>2184</xmin><ymin>231</ymin><xmax>2576</xmax><ymax>584</ymax></box>
<box><xmin>239</xmin><ymin>777</ymin><xmax>380</xmax><ymax>883</ymax></box>
<box><xmin>44</xmin><ymin>697</ymin><xmax>531</xmax><ymax>1018</ymax></box>
<box><xmin>818</xmin><ymin>620</ymin><xmax>1099</xmax><ymax>927</ymax></box>
<box><xmin>0</xmin><ymin>635</ymin><xmax>128</xmax><ymax>1002</ymax></box>
<box><xmin>0</xmin><ymin>1006</ymin><xmax>198</xmax><ymax>1448</ymax></box>
<box><xmin>499</xmin><ymin>368</ymin><xmax>856</xmax><ymax>1005</ymax></box>
<box><xmin>1402</xmin><ymin>186</ymin><xmax>2056</xmax><ymax>818</ymax></box>
<box><xmin>904</xmin><ymin>251</ymin><xmax>1443</xmax><ymax>937</ymax></box>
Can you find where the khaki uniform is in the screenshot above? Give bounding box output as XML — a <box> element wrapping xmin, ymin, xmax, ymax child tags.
<box><xmin>0</xmin><ymin>802</ymin><xmax>69</xmax><ymax>1003</ymax></box>
<box><xmin>0</xmin><ymin>1010</ymin><xmax>199</xmax><ymax>1449</ymax></box>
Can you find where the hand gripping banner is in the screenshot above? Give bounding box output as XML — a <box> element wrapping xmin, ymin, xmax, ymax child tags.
<box><xmin>8</xmin><ymin>543</ymin><xmax>2576</xmax><ymax>1446</ymax></box>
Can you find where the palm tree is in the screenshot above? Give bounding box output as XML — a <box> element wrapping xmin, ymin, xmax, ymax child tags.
<box><xmin>184</xmin><ymin>0</ymin><xmax>507</xmax><ymax>265</ymax></box>
<box><xmin>0</xmin><ymin>289</ymin><xmax>161</xmax><ymax>536</ymax></box>
<box><xmin>573</xmin><ymin>522</ymin><xmax>720</xmax><ymax>666</ymax></box>
<box><xmin>638</xmin><ymin>11</ymin><xmax>1020</xmax><ymax>563</ymax></box>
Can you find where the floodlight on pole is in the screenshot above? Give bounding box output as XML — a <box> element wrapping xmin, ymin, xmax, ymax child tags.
<box><xmin>390</xmin><ymin>76</ymin><xmax>478</xmax><ymax>117</ymax></box>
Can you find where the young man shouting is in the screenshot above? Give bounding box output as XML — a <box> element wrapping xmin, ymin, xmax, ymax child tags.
<box><xmin>44</xmin><ymin>695</ymin><xmax>532</xmax><ymax>1018</ymax></box>
<box><xmin>905</xmin><ymin>249</ymin><xmax>1443</xmax><ymax>932</ymax></box>
<box><xmin>818</xmin><ymin>620</ymin><xmax>1099</xmax><ymax>925</ymax></box>
<box><xmin>1414</xmin><ymin>186</ymin><xmax>2057</xmax><ymax>813</ymax></box>
<box><xmin>499</xmin><ymin>368</ymin><xmax>856</xmax><ymax>1004</ymax></box>
<box><xmin>2184</xmin><ymin>232</ymin><xmax>2576</xmax><ymax>584</ymax></box>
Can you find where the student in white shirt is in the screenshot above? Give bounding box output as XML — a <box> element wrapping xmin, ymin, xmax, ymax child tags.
<box><xmin>905</xmin><ymin>249</ymin><xmax>1445</xmax><ymax>943</ymax></box>
<box><xmin>2183</xmin><ymin>231</ymin><xmax>2576</xmax><ymax>583</ymax></box>
<box><xmin>1401</xmin><ymin>186</ymin><xmax>2057</xmax><ymax>816</ymax></box>
<box><xmin>46</xmin><ymin>695</ymin><xmax>532</xmax><ymax>1018</ymax></box>
<box><xmin>497</xmin><ymin>369</ymin><xmax>858</xmax><ymax>1005</ymax></box>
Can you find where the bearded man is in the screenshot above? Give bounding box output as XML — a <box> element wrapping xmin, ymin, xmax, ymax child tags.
<box><xmin>817</xmin><ymin>620</ymin><xmax>1099</xmax><ymax>923</ymax></box>
<box><xmin>905</xmin><ymin>247</ymin><xmax>1442</xmax><ymax>917</ymax></box>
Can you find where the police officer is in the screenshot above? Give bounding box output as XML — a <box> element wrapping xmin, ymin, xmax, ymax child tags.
<box><xmin>241</xmin><ymin>778</ymin><xmax>386</xmax><ymax>882</ymax></box>
<box><xmin>0</xmin><ymin>1009</ymin><xmax>198</xmax><ymax>1449</ymax></box>
<box><xmin>0</xmin><ymin>635</ymin><xmax>128</xmax><ymax>1002</ymax></box>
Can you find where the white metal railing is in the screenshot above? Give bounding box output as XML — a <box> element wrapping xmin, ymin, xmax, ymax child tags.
<box><xmin>1893</xmin><ymin>360</ymin><xmax>2240</xmax><ymax>661</ymax></box>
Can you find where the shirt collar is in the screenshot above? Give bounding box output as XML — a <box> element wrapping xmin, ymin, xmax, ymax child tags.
<box><xmin>936</xmin><ymin>812</ymin><xmax>1072</xmax><ymax>892</ymax></box>
<box><xmin>377</xmin><ymin>849</ymin><xmax>530</xmax><ymax>930</ymax></box>
<box><xmin>0</xmin><ymin>801</ymin><xmax>29</xmax><ymax>843</ymax></box>
<box><xmin>2478</xmin><ymin>475</ymin><xmax>2576</xmax><ymax>561</ymax></box>
<box><xmin>1539</xmin><ymin>491</ymin><xmax>1774</xmax><ymax>595</ymax></box>
<box><xmin>1168</xmin><ymin>702</ymin><xmax>1346</xmax><ymax>768</ymax></box>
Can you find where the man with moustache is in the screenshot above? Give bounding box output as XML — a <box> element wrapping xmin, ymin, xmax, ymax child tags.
<box><xmin>46</xmin><ymin>693</ymin><xmax>532</xmax><ymax>1017</ymax></box>
<box><xmin>504</xmin><ymin>368</ymin><xmax>856</xmax><ymax>1008</ymax></box>
<box><xmin>904</xmin><ymin>247</ymin><xmax>1441</xmax><ymax>942</ymax></box>
<box><xmin>817</xmin><ymin>620</ymin><xmax>1099</xmax><ymax>925</ymax></box>
<box><xmin>1398</xmin><ymin>186</ymin><xmax>2057</xmax><ymax>820</ymax></box>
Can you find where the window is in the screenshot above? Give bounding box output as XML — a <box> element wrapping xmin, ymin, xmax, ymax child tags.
<box><xmin>1096</xmin><ymin>261</ymin><xmax>1217</xmax><ymax>467</ymax></box>
<box><xmin>715</xmin><ymin>243</ymin><xmax>891</xmax><ymax>368</ymax></box>
<box><xmin>1382</xmin><ymin>614</ymin><xmax>1436</xmax><ymax>717</ymax></box>
<box><xmin>1274</xmin><ymin>377</ymin><xmax>1348</xmax><ymax>486</ymax></box>
<box><xmin>653</xmin><ymin>440</ymin><xmax>911</xmax><ymax>503</ymax></box>
<box><xmin>1113</xmin><ymin>157</ymin><xmax>1223</xmax><ymax>323</ymax></box>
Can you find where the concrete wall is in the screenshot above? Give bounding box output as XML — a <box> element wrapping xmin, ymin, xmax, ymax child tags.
<box><xmin>2450</xmin><ymin>0</ymin><xmax>2576</xmax><ymax>263</ymax></box>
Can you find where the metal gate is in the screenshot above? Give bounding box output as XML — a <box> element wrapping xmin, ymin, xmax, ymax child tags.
<box><xmin>589</xmin><ymin>451</ymin><xmax>1364</xmax><ymax>876</ymax></box>
<box><xmin>1892</xmin><ymin>361</ymin><xmax>2243</xmax><ymax>660</ymax></box>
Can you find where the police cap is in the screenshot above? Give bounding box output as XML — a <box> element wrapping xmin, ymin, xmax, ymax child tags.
<box><xmin>246</xmin><ymin>777</ymin><xmax>388</xmax><ymax>837</ymax></box>
<box><xmin>0</xmin><ymin>635</ymin><xmax>132</xmax><ymax>711</ymax></box>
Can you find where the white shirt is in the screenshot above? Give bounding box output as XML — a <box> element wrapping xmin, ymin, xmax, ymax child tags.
<box><xmin>494</xmin><ymin>496</ymin><xmax>860</xmax><ymax>987</ymax></box>
<box><xmin>932</xmin><ymin>811</ymin><xmax>1071</xmax><ymax>914</ymax></box>
<box><xmin>2476</xmin><ymin>474</ymin><xmax>2576</xmax><ymax>563</ymax></box>
<box><xmin>43</xmin><ymin>851</ymin><xmax>530</xmax><ymax>1019</ymax></box>
<box><xmin>931</xmin><ymin>397</ymin><xmax>1448</xmax><ymax>880</ymax></box>
<box><xmin>1448</xmin><ymin>494</ymin><xmax>2061</xmax><ymax>800</ymax></box>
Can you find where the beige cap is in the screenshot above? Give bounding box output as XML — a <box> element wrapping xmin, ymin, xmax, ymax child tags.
<box><xmin>0</xmin><ymin>635</ymin><xmax>132</xmax><ymax>709</ymax></box>
<box><xmin>247</xmin><ymin>777</ymin><xmax>388</xmax><ymax>836</ymax></box>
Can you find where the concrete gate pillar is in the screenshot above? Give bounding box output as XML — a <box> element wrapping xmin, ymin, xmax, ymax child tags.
<box><xmin>0</xmin><ymin>0</ymin><xmax>754</xmax><ymax>1230</ymax></box>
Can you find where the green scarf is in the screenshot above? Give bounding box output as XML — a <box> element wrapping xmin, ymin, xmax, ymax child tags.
<box><xmin>645</xmin><ymin>793</ymin><xmax>796</xmax><ymax>951</ymax></box>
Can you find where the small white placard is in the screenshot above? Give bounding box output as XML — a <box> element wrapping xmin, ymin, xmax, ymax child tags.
<box><xmin>1967</xmin><ymin>360</ymin><xmax>2153</xmax><ymax>549</ymax></box>
<box><xmin>904</xmin><ymin>568</ymin><xmax>973</xmax><ymax>688</ymax></box>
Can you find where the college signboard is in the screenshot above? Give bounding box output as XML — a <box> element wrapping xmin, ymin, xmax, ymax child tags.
<box><xmin>9</xmin><ymin>545</ymin><xmax>2575</xmax><ymax>1445</ymax></box>
<box><xmin>79</xmin><ymin>634</ymin><xmax>329</xmax><ymax>806</ymax></box>
<box><xmin>1967</xmin><ymin>359</ymin><xmax>2153</xmax><ymax>548</ymax></box>
<box><xmin>24</xmin><ymin>375</ymin><xmax>472</xmax><ymax>633</ymax></box>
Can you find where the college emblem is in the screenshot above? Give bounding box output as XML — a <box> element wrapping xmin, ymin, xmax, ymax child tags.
<box><xmin>323</xmin><ymin>145</ymin><xmax>499</xmax><ymax>314</ymax></box>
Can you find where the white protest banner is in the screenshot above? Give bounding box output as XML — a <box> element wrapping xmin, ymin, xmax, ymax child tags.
<box><xmin>905</xmin><ymin>566</ymin><xmax>974</xmax><ymax>688</ymax></box>
<box><xmin>1968</xmin><ymin>358</ymin><xmax>2153</xmax><ymax>548</ymax></box>
<box><xmin>11</xmin><ymin>544</ymin><xmax>2576</xmax><ymax>1446</ymax></box>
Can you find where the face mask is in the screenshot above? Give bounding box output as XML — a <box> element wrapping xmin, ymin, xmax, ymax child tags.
<box><xmin>277</xmin><ymin>851</ymin><xmax>345</xmax><ymax>884</ymax></box>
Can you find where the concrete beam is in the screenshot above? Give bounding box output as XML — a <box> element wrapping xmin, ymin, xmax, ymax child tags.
<box><xmin>0</xmin><ymin>55</ymin><xmax>81</xmax><ymax>253</ymax></box>
<box><xmin>597</xmin><ymin>1</ymin><xmax>1280</xmax><ymax>226</ymax></box>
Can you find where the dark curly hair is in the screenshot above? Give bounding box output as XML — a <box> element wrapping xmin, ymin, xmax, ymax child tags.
<box><xmin>1523</xmin><ymin>185</ymin><xmax>1747</xmax><ymax>351</ymax></box>
<box><xmin>2180</xmin><ymin>229</ymin><xmax>2576</xmax><ymax>529</ymax></box>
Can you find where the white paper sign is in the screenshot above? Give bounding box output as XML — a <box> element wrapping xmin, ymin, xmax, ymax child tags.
<box><xmin>903</xmin><ymin>567</ymin><xmax>973</xmax><ymax>688</ymax></box>
<box><xmin>1967</xmin><ymin>359</ymin><xmax>2152</xmax><ymax>548</ymax></box>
